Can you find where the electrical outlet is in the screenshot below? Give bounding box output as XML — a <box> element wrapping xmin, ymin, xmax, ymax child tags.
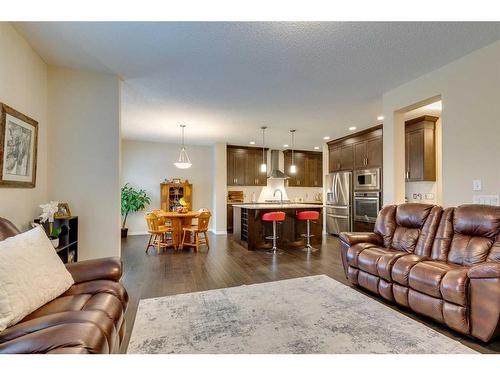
<box><xmin>473</xmin><ymin>180</ymin><xmax>482</xmax><ymax>191</ymax></box>
<box><xmin>473</xmin><ymin>195</ymin><xmax>499</xmax><ymax>206</ymax></box>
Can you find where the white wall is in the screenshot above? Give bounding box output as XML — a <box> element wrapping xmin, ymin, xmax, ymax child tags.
<box><xmin>122</xmin><ymin>140</ymin><xmax>215</xmax><ymax>234</ymax></box>
<box><xmin>0</xmin><ymin>23</ymin><xmax>48</xmax><ymax>230</ymax></box>
<box><xmin>47</xmin><ymin>66</ymin><xmax>121</xmax><ymax>261</ymax></box>
<box><xmin>383</xmin><ymin>40</ymin><xmax>500</xmax><ymax>206</ymax></box>
<box><xmin>212</xmin><ymin>143</ymin><xmax>227</xmax><ymax>234</ymax></box>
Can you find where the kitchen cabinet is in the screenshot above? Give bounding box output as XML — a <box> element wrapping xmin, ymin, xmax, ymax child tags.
<box><xmin>227</xmin><ymin>146</ymin><xmax>267</xmax><ymax>186</ymax></box>
<box><xmin>329</xmin><ymin>144</ymin><xmax>353</xmax><ymax>172</ymax></box>
<box><xmin>227</xmin><ymin>204</ymin><xmax>234</xmax><ymax>233</ymax></box>
<box><xmin>405</xmin><ymin>115</ymin><xmax>438</xmax><ymax>182</ymax></box>
<box><xmin>284</xmin><ymin>150</ymin><xmax>322</xmax><ymax>187</ymax></box>
<box><xmin>328</xmin><ymin>125</ymin><xmax>382</xmax><ymax>172</ymax></box>
<box><xmin>353</xmin><ymin>135</ymin><xmax>382</xmax><ymax>169</ymax></box>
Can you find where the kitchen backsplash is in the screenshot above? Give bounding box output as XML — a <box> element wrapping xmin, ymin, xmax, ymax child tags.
<box><xmin>229</xmin><ymin>185</ymin><xmax>322</xmax><ymax>203</ymax></box>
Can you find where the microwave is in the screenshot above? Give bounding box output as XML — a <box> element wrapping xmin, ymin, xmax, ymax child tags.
<box><xmin>354</xmin><ymin>168</ymin><xmax>380</xmax><ymax>191</ymax></box>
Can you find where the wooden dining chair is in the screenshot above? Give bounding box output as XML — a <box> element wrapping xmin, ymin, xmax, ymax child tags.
<box><xmin>145</xmin><ymin>212</ymin><xmax>175</xmax><ymax>253</ymax></box>
<box><xmin>180</xmin><ymin>211</ymin><xmax>211</xmax><ymax>252</ymax></box>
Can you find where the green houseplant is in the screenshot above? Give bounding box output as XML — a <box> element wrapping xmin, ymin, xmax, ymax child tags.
<box><xmin>121</xmin><ymin>183</ymin><xmax>151</xmax><ymax>238</ymax></box>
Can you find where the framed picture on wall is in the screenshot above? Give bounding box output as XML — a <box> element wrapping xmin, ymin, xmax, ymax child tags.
<box><xmin>0</xmin><ymin>103</ymin><xmax>38</xmax><ymax>188</ymax></box>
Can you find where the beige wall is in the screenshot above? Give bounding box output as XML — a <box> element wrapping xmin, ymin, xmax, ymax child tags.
<box><xmin>383</xmin><ymin>40</ymin><xmax>500</xmax><ymax>206</ymax></box>
<box><xmin>47</xmin><ymin>66</ymin><xmax>121</xmax><ymax>260</ymax></box>
<box><xmin>0</xmin><ymin>23</ymin><xmax>48</xmax><ymax>230</ymax></box>
<box><xmin>122</xmin><ymin>140</ymin><xmax>215</xmax><ymax>234</ymax></box>
<box><xmin>212</xmin><ymin>142</ymin><xmax>227</xmax><ymax>234</ymax></box>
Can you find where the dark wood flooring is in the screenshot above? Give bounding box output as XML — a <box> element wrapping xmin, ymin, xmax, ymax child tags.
<box><xmin>120</xmin><ymin>233</ymin><xmax>500</xmax><ymax>354</ymax></box>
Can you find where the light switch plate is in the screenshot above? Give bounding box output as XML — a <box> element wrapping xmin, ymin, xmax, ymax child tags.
<box><xmin>473</xmin><ymin>180</ymin><xmax>482</xmax><ymax>191</ymax></box>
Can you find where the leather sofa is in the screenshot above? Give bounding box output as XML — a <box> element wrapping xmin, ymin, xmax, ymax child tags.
<box><xmin>340</xmin><ymin>203</ymin><xmax>500</xmax><ymax>342</ymax></box>
<box><xmin>0</xmin><ymin>218</ymin><xmax>128</xmax><ymax>353</ymax></box>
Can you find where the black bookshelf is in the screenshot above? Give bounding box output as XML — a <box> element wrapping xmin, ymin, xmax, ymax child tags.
<box><xmin>35</xmin><ymin>216</ymin><xmax>78</xmax><ymax>263</ymax></box>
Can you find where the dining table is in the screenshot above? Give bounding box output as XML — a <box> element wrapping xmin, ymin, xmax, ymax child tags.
<box><xmin>156</xmin><ymin>210</ymin><xmax>200</xmax><ymax>249</ymax></box>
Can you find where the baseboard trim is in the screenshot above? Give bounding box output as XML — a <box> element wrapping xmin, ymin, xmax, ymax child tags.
<box><xmin>128</xmin><ymin>231</ymin><xmax>149</xmax><ymax>236</ymax></box>
<box><xmin>210</xmin><ymin>229</ymin><xmax>227</xmax><ymax>235</ymax></box>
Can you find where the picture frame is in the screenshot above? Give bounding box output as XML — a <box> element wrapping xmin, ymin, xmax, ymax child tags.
<box><xmin>54</xmin><ymin>202</ymin><xmax>72</xmax><ymax>218</ymax></box>
<box><xmin>0</xmin><ymin>103</ymin><xmax>38</xmax><ymax>188</ymax></box>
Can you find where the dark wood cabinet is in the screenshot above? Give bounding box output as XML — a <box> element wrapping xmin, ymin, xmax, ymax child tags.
<box><xmin>284</xmin><ymin>150</ymin><xmax>322</xmax><ymax>187</ymax></box>
<box><xmin>329</xmin><ymin>125</ymin><xmax>383</xmax><ymax>172</ymax></box>
<box><xmin>227</xmin><ymin>204</ymin><xmax>234</xmax><ymax>233</ymax></box>
<box><xmin>405</xmin><ymin>116</ymin><xmax>437</xmax><ymax>182</ymax></box>
<box><xmin>227</xmin><ymin>146</ymin><xmax>267</xmax><ymax>186</ymax></box>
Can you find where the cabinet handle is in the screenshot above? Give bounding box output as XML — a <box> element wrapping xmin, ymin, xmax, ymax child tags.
<box><xmin>406</xmin><ymin>171</ymin><xmax>409</xmax><ymax>179</ymax></box>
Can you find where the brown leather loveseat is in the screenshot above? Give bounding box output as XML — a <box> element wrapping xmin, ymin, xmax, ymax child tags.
<box><xmin>0</xmin><ymin>218</ymin><xmax>128</xmax><ymax>353</ymax></box>
<box><xmin>340</xmin><ymin>204</ymin><xmax>500</xmax><ymax>342</ymax></box>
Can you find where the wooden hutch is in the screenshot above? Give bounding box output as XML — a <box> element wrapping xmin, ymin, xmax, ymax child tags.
<box><xmin>160</xmin><ymin>180</ymin><xmax>193</xmax><ymax>211</ymax></box>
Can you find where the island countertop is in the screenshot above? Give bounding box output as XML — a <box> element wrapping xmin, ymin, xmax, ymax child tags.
<box><xmin>231</xmin><ymin>203</ymin><xmax>323</xmax><ymax>209</ymax></box>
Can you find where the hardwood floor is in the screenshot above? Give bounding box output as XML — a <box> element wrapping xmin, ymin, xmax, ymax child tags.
<box><xmin>120</xmin><ymin>233</ymin><xmax>500</xmax><ymax>354</ymax></box>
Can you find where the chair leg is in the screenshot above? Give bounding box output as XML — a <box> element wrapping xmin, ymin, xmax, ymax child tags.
<box><xmin>180</xmin><ymin>230</ymin><xmax>186</xmax><ymax>250</ymax></box>
<box><xmin>156</xmin><ymin>234</ymin><xmax>161</xmax><ymax>253</ymax></box>
<box><xmin>195</xmin><ymin>232</ymin><xmax>200</xmax><ymax>252</ymax></box>
<box><xmin>204</xmin><ymin>231</ymin><xmax>210</xmax><ymax>250</ymax></box>
<box><xmin>145</xmin><ymin>234</ymin><xmax>153</xmax><ymax>253</ymax></box>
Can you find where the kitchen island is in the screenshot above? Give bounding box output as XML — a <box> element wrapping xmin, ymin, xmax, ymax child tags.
<box><xmin>232</xmin><ymin>204</ymin><xmax>323</xmax><ymax>251</ymax></box>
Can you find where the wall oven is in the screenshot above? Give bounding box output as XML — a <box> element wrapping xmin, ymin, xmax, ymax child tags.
<box><xmin>354</xmin><ymin>191</ymin><xmax>380</xmax><ymax>223</ymax></box>
<box><xmin>354</xmin><ymin>168</ymin><xmax>381</xmax><ymax>191</ymax></box>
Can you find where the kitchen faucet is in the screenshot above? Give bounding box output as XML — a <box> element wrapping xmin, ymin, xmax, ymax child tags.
<box><xmin>273</xmin><ymin>189</ymin><xmax>283</xmax><ymax>207</ymax></box>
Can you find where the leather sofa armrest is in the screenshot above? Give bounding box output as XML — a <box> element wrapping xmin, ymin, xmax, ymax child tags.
<box><xmin>468</xmin><ymin>262</ymin><xmax>500</xmax><ymax>279</ymax></box>
<box><xmin>339</xmin><ymin>232</ymin><xmax>383</xmax><ymax>247</ymax></box>
<box><xmin>65</xmin><ymin>257</ymin><xmax>123</xmax><ymax>283</ymax></box>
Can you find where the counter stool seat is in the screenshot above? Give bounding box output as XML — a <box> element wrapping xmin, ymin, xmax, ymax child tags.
<box><xmin>262</xmin><ymin>211</ymin><xmax>285</xmax><ymax>254</ymax></box>
<box><xmin>262</xmin><ymin>211</ymin><xmax>286</xmax><ymax>222</ymax></box>
<box><xmin>296</xmin><ymin>210</ymin><xmax>320</xmax><ymax>252</ymax></box>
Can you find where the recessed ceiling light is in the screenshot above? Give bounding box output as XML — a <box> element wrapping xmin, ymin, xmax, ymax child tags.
<box><xmin>323</xmin><ymin>136</ymin><xmax>330</xmax><ymax>140</ymax></box>
<box><xmin>249</xmin><ymin>141</ymin><xmax>255</xmax><ymax>145</ymax></box>
<box><xmin>283</xmin><ymin>144</ymin><xmax>289</xmax><ymax>147</ymax></box>
<box><xmin>314</xmin><ymin>146</ymin><xmax>320</xmax><ymax>150</ymax></box>
<box><xmin>377</xmin><ymin>115</ymin><xmax>384</xmax><ymax>121</ymax></box>
<box><xmin>348</xmin><ymin>126</ymin><xmax>357</xmax><ymax>131</ymax></box>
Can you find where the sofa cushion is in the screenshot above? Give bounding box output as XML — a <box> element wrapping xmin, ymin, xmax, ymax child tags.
<box><xmin>357</xmin><ymin>247</ymin><xmax>406</xmax><ymax>281</ymax></box>
<box><xmin>392</xmin><ymin>254</ymin><xmax>428</xmax><ymax>286</ymax></box>
<box><xmin>346</xmin><ymin>243</ymin><xmax>377</xmax><ymax>268</ymax></box>
<box><xmin>409</xmin><ymin>260</ymin><xmax>469</xmax><ymax>305</ymax></box>
<box><xmin>22</xmin><ymin>284</ymin><xmax>125</xmax><ymax>331</ymax></box>
<box><xmin>0</xmin><ymin>226</ymin><xmax>74</xmax><ymax>332</ymax></box>
<box><xmin>0</xmin><ymin>321</ymin><xmax>109</xmax><ymax>354</ymax></box>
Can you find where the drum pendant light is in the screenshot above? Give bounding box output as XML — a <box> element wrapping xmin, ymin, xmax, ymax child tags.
<box><xmin>289</xmin><ymin>129</ymin><xmax>297</xmax><ymax>174</ymax></box>
<box><xmin>260</xmin><ymin>126</ymin><xmax>267</xmax><ymax>173</ymax></box>
<box><xmin>174</xmin><ymin>124</ymin><xmax>192</xmax><ymax>169</ymax></box>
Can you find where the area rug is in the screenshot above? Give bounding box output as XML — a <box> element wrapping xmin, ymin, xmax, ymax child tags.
<box><xmin>127</xmin><ymin>275</ymin><xmax>476</xmax><ymax>354</ymax></box>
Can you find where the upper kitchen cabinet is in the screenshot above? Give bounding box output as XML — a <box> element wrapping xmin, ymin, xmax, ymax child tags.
<box><xmin>328</xmin><ymin>143</ymin><xmax>353</xmax><ymax>172</ymax></box>
<box><xmin>353</xmin><ymin>130</ymin><xmax>383</xmax><ymax>169</ymax></box>
<box><xmin>227</xmin><ymin>145</ymin><xmax>267</xmax><ymax>186</ymax></box>
<box><xmin>284</xmin><ymin>150</ymin><xmax>323</xmax><ymax>187</ymax></box>
<box><xmin>405</xmin><ymin>115</ymin><xmax>438</xmax><ymax>182</ymax></box>
<box><xmin>328</xmin><ymin>125</ymin><xmax>382</xmax><ymax>172</ymax></box>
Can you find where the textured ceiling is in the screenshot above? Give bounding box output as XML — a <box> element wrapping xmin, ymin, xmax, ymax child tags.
<box><xmin>13</xmin><ymin>22</ymin><xmax>500</xmax><ymax>150</ymax></box>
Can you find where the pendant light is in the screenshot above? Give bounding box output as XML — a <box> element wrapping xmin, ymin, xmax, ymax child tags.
<box><xmin>260</xmin><ymin>126</ymin><xmax>267</xmax><ymax>173</ymax></box>
<box><xmin>174</xmin><ymin>124</ymin><xmax>192</xmax><ymax>169</ymax></box>
<box><xmin>289</xmin><ymin>129</ymin><xmax>297</xmax><ymax>174</ymax></box>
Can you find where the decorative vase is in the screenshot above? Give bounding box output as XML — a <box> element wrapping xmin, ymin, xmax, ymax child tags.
<box><xmin>50</xmin><ymin>237</ymin><xmax>59</xmax><ymax>248</ymax></box>
<box><xmin>121</xmin><ymin>228</ymin><xmax>129</xmax><ymax>238</ymax></box>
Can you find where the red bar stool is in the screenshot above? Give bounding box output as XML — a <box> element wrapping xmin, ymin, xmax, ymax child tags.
<box><xmin>296</xmin><ymin>211</ymin><xmax>320</xmax><ymax>251</ymax></box>
<box><xmin>262</xmin><ymin>211</ymin><xmax>286</xmax><ymax>254</ymax></box>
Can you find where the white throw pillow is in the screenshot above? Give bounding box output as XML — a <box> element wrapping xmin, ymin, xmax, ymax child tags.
<box><xmin>0</xmin><ymin>226</ymin><xmax>74</xmax><ymax>332</ymax></box>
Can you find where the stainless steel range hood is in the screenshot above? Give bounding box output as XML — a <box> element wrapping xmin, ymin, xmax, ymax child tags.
<box><xmin>268</xmin><ymin>150</ymin><xmax>289</xmax><ymax>179</ymax></box>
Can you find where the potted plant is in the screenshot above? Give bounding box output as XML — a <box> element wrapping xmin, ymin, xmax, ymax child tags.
<box><xmin>121</xmin><ymin>183</ymin><xmax>151</xmax><ymax>238</ymax></box>
<box><xmin>39</xmin><ymin>201</ymin><xmax>61</xmax><ymax>248</ymax></box>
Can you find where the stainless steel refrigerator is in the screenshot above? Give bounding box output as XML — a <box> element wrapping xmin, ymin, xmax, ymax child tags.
<box><xmin>325</xmin><ymin>171</ymin><xmax>353</xmax><ymax>235</ymax></box>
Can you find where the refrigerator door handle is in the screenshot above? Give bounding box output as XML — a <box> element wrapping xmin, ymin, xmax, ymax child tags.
<box><xmin>328</xmin><ymin>214</ymin><xmax>349</xmax><ymax>219</ymax></box>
